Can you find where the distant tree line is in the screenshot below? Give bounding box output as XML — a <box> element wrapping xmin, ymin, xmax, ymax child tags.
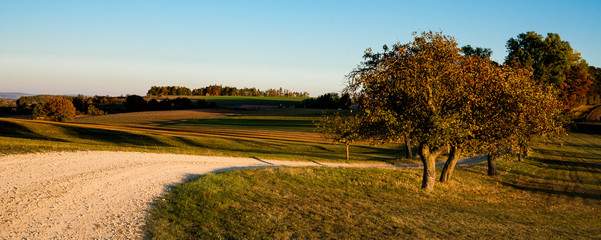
<box><xmin>123</xmin><ymin>95</ymin><xmax>211</xmax><ymax>112</ymax></box>
<box><xmin>299</xmin><ymin>93</ymin><xmax>353</xmax><ymax>109</ymax></box>
<box><xmin>17</xmin><ymin>95</ymin><xmax>124</xmax><ymax>116</ymax></box>
<box><xmin>15</xmin><ymin>94</ymin><xmax>215</xmax><ymax>119</ymax></box>
<box><xmin>0</xmin><ymin>99</ymin><xmax>17</xmax><ymax>115</ymax></box>
<box><xmin>147</xmin><ymin>85</ymin><xmax>310</xmax><ymax>97</ymax></box>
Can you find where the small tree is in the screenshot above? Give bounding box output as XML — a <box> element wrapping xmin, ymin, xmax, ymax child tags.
<box><xmin>317</xmin><ymin>112</ymin><xmax>362</xmax><ymax>161</ymax></box>
<box><xmin>41</xmin><ymin>97</ymin><xmax>77</xmax><ymax>122</ymax></box>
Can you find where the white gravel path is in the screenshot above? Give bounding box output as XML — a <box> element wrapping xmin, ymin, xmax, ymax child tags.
<box><xmin>0</xmin><ymin>151</ymin><xmax>400</xmax><ymax>239</ymax></box>
<box><xmin>0</xmin><ymin>151</ymin><xmax>485</xmax><ymax>239</ymax></box>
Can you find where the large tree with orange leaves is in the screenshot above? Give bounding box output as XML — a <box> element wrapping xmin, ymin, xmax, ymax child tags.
<box><xmin>347</xmin><ymin>31</ymin><xmax>565</xmax><ymax>190</ymax></box>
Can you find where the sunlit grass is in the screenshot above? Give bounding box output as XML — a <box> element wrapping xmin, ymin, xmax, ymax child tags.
<box><xmin>0</xmin><ymin>118</ymin><xmax>411</xmax><ymax>163</ymax></box>
<box><xmin>72</xmin><ymin>109</ymin><xmax>232</xmax><ymax>126</ymax></box>
<box><xmin>146</xmin><ymin>133</ymin><xmax>601</xmax><ymax>239</ymax></box>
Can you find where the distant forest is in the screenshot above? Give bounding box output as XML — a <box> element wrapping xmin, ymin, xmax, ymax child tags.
<box><xmin>147</xmin><ymin>85</ymin><xmax>310</xmax><ymax>98</ymax></box>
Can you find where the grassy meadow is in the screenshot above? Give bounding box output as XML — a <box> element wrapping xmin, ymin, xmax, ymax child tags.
<box><xmin>2</xmin><ymin>98</ymin><xmax>601</xmax><ymax>239</ymax></box>
<box><xmin>146</xmin><ymin>132</ymin><xmax>601</xmax><ymax>239</ymax></box>
<box><xmin>0</xmin><ymin>108</ymin><xmax>410</xmax><ymax>164</ymax></box>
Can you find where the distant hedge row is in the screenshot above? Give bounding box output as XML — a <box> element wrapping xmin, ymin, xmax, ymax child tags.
<box><xmin>123</xmin><ymin>95</ymin><xmax>212</xmax><ymax>112</ymax></box>
<box><xmin>147</xmin><ymin>85</ymin><xmax>310</xmax><ymax>98</ymax></box>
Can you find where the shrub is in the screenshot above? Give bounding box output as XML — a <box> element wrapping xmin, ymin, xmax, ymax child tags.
<box><xmin>41</xmin><ymin>97</ymin><xmax>77</xmax><ymax>122</ymax></box>
<box><xmin>31</xmin><ymin>104</ymin><xmax>45</xmax><ymax>119</ymax></box>
<box><xmin>586</xmin><ymin>105</ymin><xmax>601</xmax><ymax>122</ymax></box>
<box><xmin>124</xmin><ymin>95</ymin><xmax>147</xmax><ymax>112</ymax></box>
<box><xmin>86</xmin><ymin>105</ymin><xmax>105</xmax><ymax>115</ymax></box>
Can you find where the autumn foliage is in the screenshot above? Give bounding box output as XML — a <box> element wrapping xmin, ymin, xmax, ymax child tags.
<box><xmin>340</xmin><ymin>31</ymin><xmax>565</xmax><ymax>191</ymax></box>
<box><xmin>35</xmin><ymin>97</ymin><xmax>77</xmax><ymax>122</ymax></box>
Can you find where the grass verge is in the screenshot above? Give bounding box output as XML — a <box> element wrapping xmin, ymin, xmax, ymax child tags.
<box><xmin>146</xmin><ymin>133</ymin><xmax>601</xmax><ymax>239</ymax></box>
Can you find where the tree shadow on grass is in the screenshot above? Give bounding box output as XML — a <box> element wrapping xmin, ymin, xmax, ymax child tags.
<box><xmin>57</xmin><ymin>125</ymin><xmax>171</xmax><ymax>147</ymax></box>
<box><xmin>175</xmin><ymin>136</ymin><xmax>396</xmax><ymax>162</ymax></box>
<box><xmin>570</xmin><ymin>123</ymin><xmax>601</xmax><ymax>135</ymax></box>
<box><xmin>0</xmin><ymin>120</ymin><xmax>67</xmax><ymax>142</ymax></box>
<box><xmin>531</xmin><ymin>157</ymin><xmax>601</xmax><ymax>173</ymax></box>
<box><xmin>501</xmin><ymin>181</ymin><xmax>601</xmax><ymax>200</ymax></box>
<box><xmin>174</xmin><ymin>136</ymin><xmax>206</xmax><ymax>148</ymax></box>
<box><xmin>163</xmin><ymin>118</ymin><xmax>316</xmax><ymax>132</ymax></box>
<box><xmin>531</xmin><ymin>148</ymin><xmax>601</xmax><ymax>160</ymax></box>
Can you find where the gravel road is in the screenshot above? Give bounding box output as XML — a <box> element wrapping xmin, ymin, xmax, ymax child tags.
<box><xmin>0</xmin><ymin>151</ymin><xmax>485</xmax><ymax>239</ymax></box>
<box><xmin>0</xmin><ymin>151</ymin><xmax>399</xmax><ymax>239</ymax></box>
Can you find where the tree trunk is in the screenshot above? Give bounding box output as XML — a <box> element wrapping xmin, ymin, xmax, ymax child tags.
<box><xmin>419</xmin><ymin>144</ymin><xmax>444</xmax><ymax>191</ymax></box>
<box><xmin>404</xmin><ymin>134</ymin><xmax>413</xmax><ymax>159</ymax></box>
<box><xmin>346</xmin><ymin>144</ymin><xmax>350</xmax><ymax>161</ymax></box>
<box><xmin>487</xmin><ymin>153</ymin><xmax>498</xmax><ymax>176</ymax></box>
<box><xmin>440</xmin><ymin>145</ymin><xmax>462</xmax><ymax>182</ymax></box>
<box><xmin>517</xmin><ymin>142</ymin><xmax>527</xmax><ymax>162</ymax></box>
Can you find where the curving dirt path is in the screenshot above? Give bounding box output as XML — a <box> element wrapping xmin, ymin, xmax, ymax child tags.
<box><xmin>0</xmin><ymin>151</ymin><xmax>484</xmax><ymax>239</ymax></box>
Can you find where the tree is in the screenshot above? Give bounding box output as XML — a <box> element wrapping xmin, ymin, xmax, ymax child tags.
<box><xmin>86</xmin><ymin>105</ymin><xmax>105</xmax><ymax>115</ymax></box>
<box><xmin>124</xmin><ymin>95</ymin><xmax>147</xmax><ymax>112</ymax></box>
<box><xmin>588</xmin><ymin>66</ymin><xmax>601</xmax><ymax>105</ymax></box>
<box><xmin>40</xmin><ymin>97</ymin><xmax>77</xmax><ymax>122</ymax></box>
<box><xmin>348</xmin><ymin>31</ymin><xmax>566</xmax><ymax>189</ymax></box>
<box><xmin>505</xmin><ymin>31</ymin><xmax>590</xmax><ymax>108</ymax></box>
<box><xmin>317</xmin><ymin>112</ymin><xmax>363</xmax><ymax>161</ymax></box>
<box><xmin>560</xmin><ymin>62</ymin><xmax>592</xmax><ymax>107</ymax></box>
<box><xmin>348</xmin><ymin>31</ymin><xmax>465</xmax><ymax>191</ymax></box>
<box><xmin>461</xmin><ymin>45</ymin><xmax>492</xmax><ymax>59</ymax></box>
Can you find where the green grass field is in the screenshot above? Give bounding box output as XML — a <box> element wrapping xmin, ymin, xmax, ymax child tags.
<box><xmin>146</xmin><ymin>132</ymin><xmax>601</xmax><ymax>239</ymax></box>
<box><xmin>0</xmin><ymin>111</ymin><xmax>410</xmax><ymax>163</ymax></box>
<box><xmin>160</xmin><ymin>108</ymin><xmax>327</xmax><ymax>132</ymax></box>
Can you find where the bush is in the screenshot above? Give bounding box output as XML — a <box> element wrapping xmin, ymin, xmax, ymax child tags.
<box><xmin>86</xmin><ymin>105</ymin><xmax>105</xmax><ymax>115</ymax></box>
<box><xmin>196</xmin><ymin>99</ymin><xmax>208</xmax><ymax>108</ymax></box>
<box><xmin>39</xmin><ymin>97</ymin><xmax>77</xmax><ymax>122</ymax></box>
<box><xmin>124</xmin><ymin>95</ymin><xmax>147</xmax><ymax>112</ymax></box>
<box><xmin>586</xmin><ymin>105</ymin><xmax>601</xmax><ymax>122</ymax></box>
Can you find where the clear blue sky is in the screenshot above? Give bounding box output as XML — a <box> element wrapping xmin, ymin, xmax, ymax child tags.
<box><xmin>1</xmin><ymin>0</ymin><xmax>600</xmax><ymax>96</ymax></box>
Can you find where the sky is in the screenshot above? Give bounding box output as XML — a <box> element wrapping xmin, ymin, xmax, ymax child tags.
<box><xmin>1</xmin><ymin>0</ymin><xmax>600</xmax><ymax>97</ymax></box>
